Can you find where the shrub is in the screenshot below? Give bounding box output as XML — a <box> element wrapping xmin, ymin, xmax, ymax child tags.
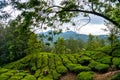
<box><xmin>67</xmin><ymin>64</ymin><xmax>91</xmax><ymax>73</ymax></box>
<box><xmin>42</xmin><ymin>74</ymin><xmax>53</xmax><ymax>80</ymax></box>
<box><xmin>52</xmin><ymin>70</ymin><xmax>61</xmax><ymax>80</ymax></box>
<box><xmin>112</xmin><ymin>58</ymin><xmax>120</xmax><ymax>68</ymax></box>
<box><xmin>56</xmin><ymin>66</ymin><xmax>67</xmax><ymax>74</ymax></box>
<box><xmin>15</xmin><ymin>72</ymin><xmax>27</xmax><ymax>76</ymax></box>
<box><xmin>88</xmin><ymin>60</ymin><xmax>98</xmax><ymax>69</ymax></box>
<box><xmin>40</xmin><ymin>66</ymin><xmax>49</xmax><ymax>77</ymax></box>
<box><xmin>41</xmin><ymin>55</ymin><xmax>48</xmax><ymax>68</ymax></box>
<box><xmin>37</xmin><ymin>56</ymin><xmax>42</xmax><ymax>68</ymax></box>
<box><xmin>91</xmin><ymin>52</ymin><xmax>106</xmax><ymax>60</ymax></box>
<box><xmin>67</xmin><ymin>55</ymin><xmax>77</xmax><ymax>64</ymax></box>
<box><xmin>34</xmin><ymin>69</ymin><xmax>41</xmax><ymax>78</ymax></box>
<box><xmin>0</xmin><ymin>74</ymin><xmax>10</xmax><ymax>80</ymax></box>
<box><xmin>96</xmin><ymin>56</ymin><xmax>111</xmax><ymax>64</ymax></box>
<box><xmin>95</xmin><ymin>64</ymin><xmax>109</xmax><ymax>72</ymax></box>
<box><xmin>9</xmin><ymin>75</ymin><xmax>23</xmax><ymax>80</ymax></box>
<box><xmin>78</xmin><ymin>56</ymin><xmax>91</xmax><ymax>65</ymax></box>
<box><xmin>48</xmin><ymin>55</ymin><xmax>55</xmax><ymax>69</ymax></box>
<box><xmin>2</xmin><ymin>71</ymin><xmax>14</xmax><ymax>76</ymax></box>
<box><xmin>55</xmin><ymin>61</ymin><xmax>63</xmax><ymax>66</ymax></box>
<box><xmin>61</xmin><ymin>55</ymin><xmax>72</xmax><ymax>66</ymax></box>
<box><xmin>55</xmin><ymin>55</ymin><xmax>63</xmax><ymax>66</ymax></box>
<box><xmin>0</xmin><ymin>68</ymin><xmax>8</xmax><ymax>74</ymax></box>
<box><xmin>111</xmin><ymin>72</ymin><xmax>120</xmax><ymax>80</ymax></box>
<box><xmin>88</xmin><ymin>60</ymin><xmax>109</xmax><ymax>72</ymax></box>
<box><xmin>31</xmin><ymin>66</ymin><xmax>37</xmax><ymax>72</ymax></box>
<box><xmin>77</xmin><ymin>71</ymin><xmax>94</xmax><ymax>80</ymax></box>
<box><xmin>21</xmin><ymin>75</ymin><xmax>36</xmax><ymax>80</ymax></box>
<box><xmin>38</xmin><ymin>77</ymin><xmax>42</xmax><ymax>80</ymax></box>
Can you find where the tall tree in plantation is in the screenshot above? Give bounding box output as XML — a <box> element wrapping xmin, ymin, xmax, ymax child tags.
<box><xmin>85</xmin><ymin>34</ymin><xmax>95</xmax><ymax>50</ymax></box>
<box><xmin>53</xmin><ymin>38</ymin><xmax>66</xmax><ymax>54</ymax></box>
<box><xmin>27</xmin><ymin>32</ymin><xmax>43</xmax><ymax>54</ymax></box>
<box><xmin>65</xmin><ymin>38</ymin><xmax>85</xmax><ymax>53</ymax></box>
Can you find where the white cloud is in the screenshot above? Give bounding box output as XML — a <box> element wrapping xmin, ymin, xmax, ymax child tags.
<box><xmin>75</xmin><ymin>24</ymin><xmax>110</xmax><ymax>35</ymax></box>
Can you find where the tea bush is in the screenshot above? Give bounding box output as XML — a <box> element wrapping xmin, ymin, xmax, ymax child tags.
<box><xmin>78</xmin><ymin>56</ymin><xmax>91</xmax><ymax>65</ymax></box>
<box><xmin>0</xmin><ymin>74</ymin><xmax>9</xmax><ymax>80</ymax></box>
<box><xmin>67</xmin><ymin>64</ymin><xmax>91</xmax><ymax>73</ymax></box>
<box><xmin>52</xmin><ymin>70</ymin><xmax>61</xmax><ymax>80</ymax></box>
<box><xmin>77</xmin><ymin>71</ymin><xmax>94</xmax><ymax>80</ymax></box>
<box><xmin>21</xmin><ymin>75</ymin><xmax>36</xmax><ymax>80</ymax></box>
<box><xmin>56</xmin><ymin>66</ymin><xmax>67</xmax><ymax>74</ymax></box>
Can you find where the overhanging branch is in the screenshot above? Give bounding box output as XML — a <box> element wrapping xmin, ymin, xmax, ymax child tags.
<box><xmin>62</xmin><ymin>9</ymin><xmax>119</xmax><ymax>27</ymax></box>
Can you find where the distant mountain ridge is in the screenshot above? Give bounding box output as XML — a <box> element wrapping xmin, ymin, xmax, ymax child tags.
<box><xmin>38</xmin><ymin>30</ymin><xmax>108</xmax><ymax>42</ymax></box>
<box><xmin>56</xmin><ymin>31</ymin><xmax>88</xmax><ymax>41</ymax></box>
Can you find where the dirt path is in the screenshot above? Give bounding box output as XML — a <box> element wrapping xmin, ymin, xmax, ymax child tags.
<box><xmin>94</xmin><ymin>70</ymin><xmax>120</xmax><ymax>80</ymax></box>
<box><xmin>60</xmin><ymin>70</ymin><xmax>120</xmax><ymax>80</ymax></box>
<box><xmin>60</xmin><ymin>72</ymin><xmax>77</xmax><ymax>80</ymax></box>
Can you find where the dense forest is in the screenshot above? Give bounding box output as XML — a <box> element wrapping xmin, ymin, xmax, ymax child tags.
<box><xmin>0</xmin><ymin>0</ymin><xmax>120</xmax><ymax>80</ymax></box>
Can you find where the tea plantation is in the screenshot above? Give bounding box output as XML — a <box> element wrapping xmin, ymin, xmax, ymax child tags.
<box><xmin>0</xmin><ymin>51</ymin><xmax>120</xmax><ymax>80</ymax></box>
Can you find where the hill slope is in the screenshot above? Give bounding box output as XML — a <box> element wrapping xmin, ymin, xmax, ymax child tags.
<box><xmin>1</xmin><ymin>51</ymin><xmax>120</xmax><ymax>80</ymax></box>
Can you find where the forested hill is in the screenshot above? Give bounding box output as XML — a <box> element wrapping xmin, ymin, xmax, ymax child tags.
<box><xmin>38</xmin><ymin>31</ymin><xmax>108</xmax><ymax>42</ymax></box>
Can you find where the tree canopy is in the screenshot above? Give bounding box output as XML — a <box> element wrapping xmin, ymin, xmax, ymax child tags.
<box><xmin>0</xmin><ymin>0</ymin><xmax>120</xmax><ymax>30</ymax></box>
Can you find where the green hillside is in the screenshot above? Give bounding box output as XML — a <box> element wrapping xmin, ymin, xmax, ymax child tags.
<box><xmin>1</xmin><ymin>52</ymin><xmax>120</xmax><ymax>80</ymax></box>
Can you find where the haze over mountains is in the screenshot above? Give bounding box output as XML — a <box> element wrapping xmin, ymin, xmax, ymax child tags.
<box><xmin>38</xmin><ymin>30</ymin><xmax>108</xmax><ymax>42</ymax></box>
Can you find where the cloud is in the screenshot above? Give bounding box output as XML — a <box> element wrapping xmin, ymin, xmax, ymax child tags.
<box><xmin>76</xmin><ymin>24</ymin><xmax>110</xmax><ymax>35</ymax></box>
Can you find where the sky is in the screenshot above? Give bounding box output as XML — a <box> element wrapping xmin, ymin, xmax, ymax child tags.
<box><xmin>73</xmin><ymin>15</ymin><xmax>110</xmax><ymax>35</ymax></box>
<box><xmin>2</xmin><ymin>0</ymin><xmax>110</xmax><ymax>35</ymax></box>
<box><xmin>60</xmin><ymin>14</ymin><xmax>110</xmax><ymax>35</ymax></box>
<box><xmin>53</xmin><ymin>0</ymin><xmax>110</xmax><ymax>35</ymax></box>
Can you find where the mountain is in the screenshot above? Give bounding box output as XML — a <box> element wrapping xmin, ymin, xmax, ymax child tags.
<box><xmin>38</xmin><ymin>30</ymin><xmax>108</xmax><ymax>42</ymax></box>
<box><xmin>55</xmin><ymin>31</ymin><xmax>89</xmax><ymax>41</ymax></box>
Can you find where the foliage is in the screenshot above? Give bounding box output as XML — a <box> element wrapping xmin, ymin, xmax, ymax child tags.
<box><xmin>52</xmin><ymin>70</ymin><xmax>61</xmax><ymax>80</ymax></box>
<box><xmin>56</xmin><ymin>66</ymin><xmax>68</xmax><ymax>74</ymax></box>
<box><xmin>1</xmin><ymin>52</ymin><xmax>120</xmax><ymax>79</ymax></box>
<box><xmin>52</xmin><ymin>37</ymin><xmax>66</xmax><ymax>54</ymax></box>
<box><xmin>65</xmin><ymin>38</ymin><xmax>85</xmax><ymax>53</ymax></box>
<box><xmin>112</xmin><ymin>49</ymin><xmax>120</xmax><ymax>57</ymax></box>
<box><xmin>9</xmin><ymin>75</ymin><xmax>23</xmax><ymax>80</ymax></box>
<box><xmin>67</xmin><ymin>54</ymin><xmax>78</xmax><ymax>64</ymax></box>
<box><xmin>67</xmin><ymin>64</ymin><xmax>91</xmax><ymax>73</ymax></box>
<box><xmin>111</xmin><ymin>72</ymin><xmax>120</xmax><ymax>80</ymax></box>
<box><xmin>85</xmin><ymin>34</ymin><xmax>106</xmax><ymax>50</ymax></box>
<box><xmin>0</xmin><ymin>68</ymin><xmax>31</xmax><ymax>80</ymax></box>
<box><xmin>77</xmin><ymin>71</ymin><xmax>94</xmax><ymax>80</ymax></box>
<box><xmin>112</xmin><ymin>57</ymin><xmax>120</xmax><ymax>68</ymax></box>
<box><xmin>22</xmin><ymin>75</ymin><xmax>36</xmax><ymax>80</ymax></box>
<box><xmin>0</xmin><ymin>74</ymin><xmax>9</xmax><ymax>80</ymax></box>
<box><xmin>88</xmin><ymin>60</ymin><xmax>109</xmax><ymax>72</ymax></box>
<box><xmin>34</xmin><ymin>69</ymin><xmax>40</xmax><ymax>78</ymax></box>
<box><xmin>0</xmin><ymin>21</ymin><xmax>43</xmax><ymax>65</ymax></box>
<box><xmin>78</xmin><ymin>56</ymin><xmax>91</xmax><ymax>65</ymax></box>
<box><xmin>95</xmin><ymin>63</ymin><xmax>109</xmax><ymax>72</ymax></box>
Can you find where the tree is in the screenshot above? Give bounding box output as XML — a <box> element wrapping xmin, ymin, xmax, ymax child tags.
<box><xmin>0</xmin><ymin>0</ymin><xmax>119</xmax><ymax>31</ymax></box>
<box><xmin>85</xmin><ymin>34</ymin><xmax>106</xmax><ymax>50</ymax></box>
<box><xmin>52</xmin><ymin>37</ymin><xmax>66</xmax><ymax>54</ymax></box>
<box><xmin>85</xmin><ymin>34</ymin><xmax>95</xmax><ymax>50</ymax></box>
<box><xmin>0</xmin><ymin>18</ymin><xmax>43</xmax><ymax>64</ymax></box>
<box><xmin>26</xmin><ymin>32</ymin><xmax>43</xmax><ymax>54</ymax></box>
<box><xmin>65</xmin><ymin>37</ymin><xmax>85</xmax><ymax>53</ymax></box>
<box><xmin>0</xmin><ymin>23</ymin><xmax>9</xmax><ymax>64</ymax></box>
